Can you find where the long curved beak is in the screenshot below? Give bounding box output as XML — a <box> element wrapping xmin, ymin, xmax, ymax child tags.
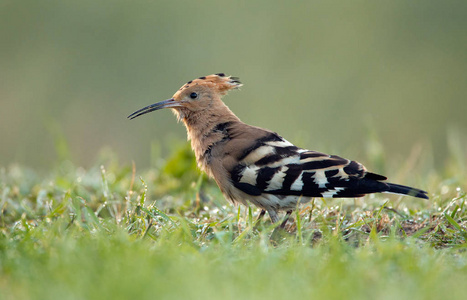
<box><xmin>128</xmin><ymin>98</ymin><xmax>180</xmax><ymax>120</ymax></box>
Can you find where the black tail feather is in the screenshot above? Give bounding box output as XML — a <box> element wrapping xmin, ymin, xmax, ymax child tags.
<box><xmin>385</xmin><ymin>183</ymin><xmax>429</xmax><ymax>199</ymax></box>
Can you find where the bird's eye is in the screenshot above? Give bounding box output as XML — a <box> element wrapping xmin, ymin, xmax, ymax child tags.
<box><xmin>189</xmin><ymin>92</ymin><xmax>198</xmax><ymax>99</ymax></box>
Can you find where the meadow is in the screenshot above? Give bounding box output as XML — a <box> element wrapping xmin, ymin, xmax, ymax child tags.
<box><xmin>2</xmin><ymin>1</ymin><xmax>467</xmax><ymax>299</ymax></box>
<box><xmin>1</xmin><ymin>137</ymin><xmax>466</xmax><ymax>300</ymax></box>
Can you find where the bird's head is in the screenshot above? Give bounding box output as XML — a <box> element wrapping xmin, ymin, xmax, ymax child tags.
<box><xmin>128</xmin><ymin>73</ymin><xmax>242</xmax><ymax>121</ymax></box>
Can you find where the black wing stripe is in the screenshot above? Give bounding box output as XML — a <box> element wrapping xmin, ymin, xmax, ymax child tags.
<box><xmin>325</xmin><ymin>169</ymin><xmax>339</xmax><ymax>178</ymax></box>
<box><xmin>233</xmin><ymin>182</ymin><xmax>262</xmax><ymax>196</ymax></box>
<box><xmin>301</xmin><ymin>158</ymin><xmax>347</xmax><ymax>170</ymax></box>
<box><xmin>256</xmin><ymin>167</ymin><xmax>280</xmax><ymax>190</ymax></box>
<box><xmin>301</xmin><ymin>172</ymin><xmax>319</xmax><ymax>193</ymax></box>
<box><xmin>255</xmin><ymin>154</ymin><xmax>284</xmax><ymax>166</ymax></box>
<box><xmin>300</xmin><ymin>152</ymin><xmax>328</xmax><ymax>159</ymax></box>
<box><xmin>254</xmin><ymin>146</ymin><xmax>299</xmax><ymax>166</ymax></box>
<box><xmin>230</xmin><ymin>164</ymin><xmax>246</xmax><ymax>183</ymax></box>
<box><xmin>237</xmin><ymin>133</ymin><xmax>282</xmax><ymax>161</ymax></box>
<box><xmin>281</xmin><ymin>165</ymin><xmax>303</xmax><ymax>191</ymax></box>
<box><xmin>275</xmin><ymin>146</ymin><xmax>300</xmax><ymax>155</ymax></box>
<box><xmin>343</xmin><ymin>160</ymin><xmax>363</xmax><ymax>176</ymax></box>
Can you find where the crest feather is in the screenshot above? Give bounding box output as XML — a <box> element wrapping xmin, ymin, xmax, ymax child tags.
<box><xmin>177</xmin><ymin>74</ymin><xmax>242</xmax><ymax>95</ymax></box>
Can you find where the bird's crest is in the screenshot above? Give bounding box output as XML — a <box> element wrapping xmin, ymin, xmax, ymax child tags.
<box><xmin>176</xmin><ymin>73</ymin><xmax>242</xmax><ymax>96</ymax></box>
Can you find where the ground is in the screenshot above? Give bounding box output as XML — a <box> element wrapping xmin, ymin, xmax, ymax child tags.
<box><xmin>1</xmin><ymin>142</ymin><xmax>466</xmax><ymax>300</ymax></box>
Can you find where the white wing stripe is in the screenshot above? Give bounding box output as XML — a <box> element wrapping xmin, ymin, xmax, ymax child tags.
<box><xmin>321</xmin><ymin>187</ymin><xmax>345</xmax><ymax>197</ymax></box>
<box><xmin>265</xmin><ymin>139</ymin><xmax>294</xmax><ymax>147</ymax></box>
<box><xmin>242</xmin><ymin>145</ymin><xmax>275</xmax><ymax>164</ymax></box>
<box><xmin>239</xmin><ymin>165</ymin><xmax>260</xmax><ymax>185</ymax></box>
<box><xmin>290</xmin><ymin>172</ymin><xmax>304</xmax><ymax>191</ymax></box>
<box><xmin>312</xmin><ymin>170</ymin><xmax>328</xmax><ymax>188</ymax></box>
<box><xmin>300</xmin><ymin>156</ymin><xmax>331</xmax><ymax>163</ymax></box>
<box><xmin>265</xmin><ymin>155</ymin><xmax>300</xmax><ymax>168</ymax></box>
<box><xmin>265</xmin><ymin>166</ymin><xmax>288</xmax><ymax>191</ymax></box>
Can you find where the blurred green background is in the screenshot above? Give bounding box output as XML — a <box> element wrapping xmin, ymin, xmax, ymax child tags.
<box><xmin>1</xmin><ymin>0</ymin><xmax>466</xmax><ymax>170</ymax></box>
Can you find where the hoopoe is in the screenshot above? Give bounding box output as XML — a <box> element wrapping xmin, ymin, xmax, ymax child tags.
<box><xmin>128</xmin><ymin>74</ymin><xmax>428</xmax><ymax>225</ymax></box>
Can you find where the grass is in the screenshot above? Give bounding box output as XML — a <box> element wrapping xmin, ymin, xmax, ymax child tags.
<box><xmin>1</xmin><ymin>138</ymin><xmax>467</xmax><ymax>300</ymax></box>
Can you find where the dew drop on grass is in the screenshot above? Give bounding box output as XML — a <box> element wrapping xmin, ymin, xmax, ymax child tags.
<box><xmin>441</xmin><ymin>186</ymin><xmax>449</xmax><ymax>195</ymax></box>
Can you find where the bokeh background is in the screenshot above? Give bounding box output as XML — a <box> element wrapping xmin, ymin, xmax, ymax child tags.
<box><xmin>1</xmin><ymin>0</ymin><xmax>466</xmax><ymax>171</ymax></box>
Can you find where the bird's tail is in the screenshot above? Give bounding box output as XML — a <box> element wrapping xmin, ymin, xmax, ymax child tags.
<box><xmin>385</xmin><ymin>183</ymin><xmax>429</xmax><ymax>199</ymax></box>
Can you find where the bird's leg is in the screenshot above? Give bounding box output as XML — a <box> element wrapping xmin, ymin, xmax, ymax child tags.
<box><xmin>267</xmin><ymin>209</ymin><xmax>279</xmax><ymax>224</ymax></box>
<box><xmin>253</xmin><ymin>209</ymin><xmax>266</xmax><ymax>229</ymax></box>
<box><xmin>255</xmin><ymin>209</ymin><xmax>266</xmax><ymax>223</ymax></box>
<box><xmin>280</xmin><ymin>210</ymin><xmax>293</xmax><ymax>229</ymax></box>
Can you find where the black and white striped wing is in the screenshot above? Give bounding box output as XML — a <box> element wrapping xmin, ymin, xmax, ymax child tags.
<box><xmin>229</xmin><ymin>133</ymin><xmax>389</xmax><ymax>198</ymax></box>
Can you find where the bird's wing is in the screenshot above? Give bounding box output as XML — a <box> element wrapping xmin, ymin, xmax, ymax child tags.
<box><xmin>228</xmin><ymin>132</ymin><xmax>389</xmax><ymax>198</ymax></box>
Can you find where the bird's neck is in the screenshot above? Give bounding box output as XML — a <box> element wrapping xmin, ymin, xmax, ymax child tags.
<box><xmin>181</xmin><ymin>102</ymin><xmax>241</xmax><ymax>173</ymax></box>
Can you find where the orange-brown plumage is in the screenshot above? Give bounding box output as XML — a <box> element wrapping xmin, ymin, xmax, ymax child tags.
<box><xmin>174</xmin><ymin>73</ymin><xmax>241</xmax><ymax>97</ymax></box>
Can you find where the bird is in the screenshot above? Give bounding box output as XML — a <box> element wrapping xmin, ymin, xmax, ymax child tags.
<box><xmin>128</xmin><ymin>73</ymin><xmax>428</xmax><ymax>226</ymax></box>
